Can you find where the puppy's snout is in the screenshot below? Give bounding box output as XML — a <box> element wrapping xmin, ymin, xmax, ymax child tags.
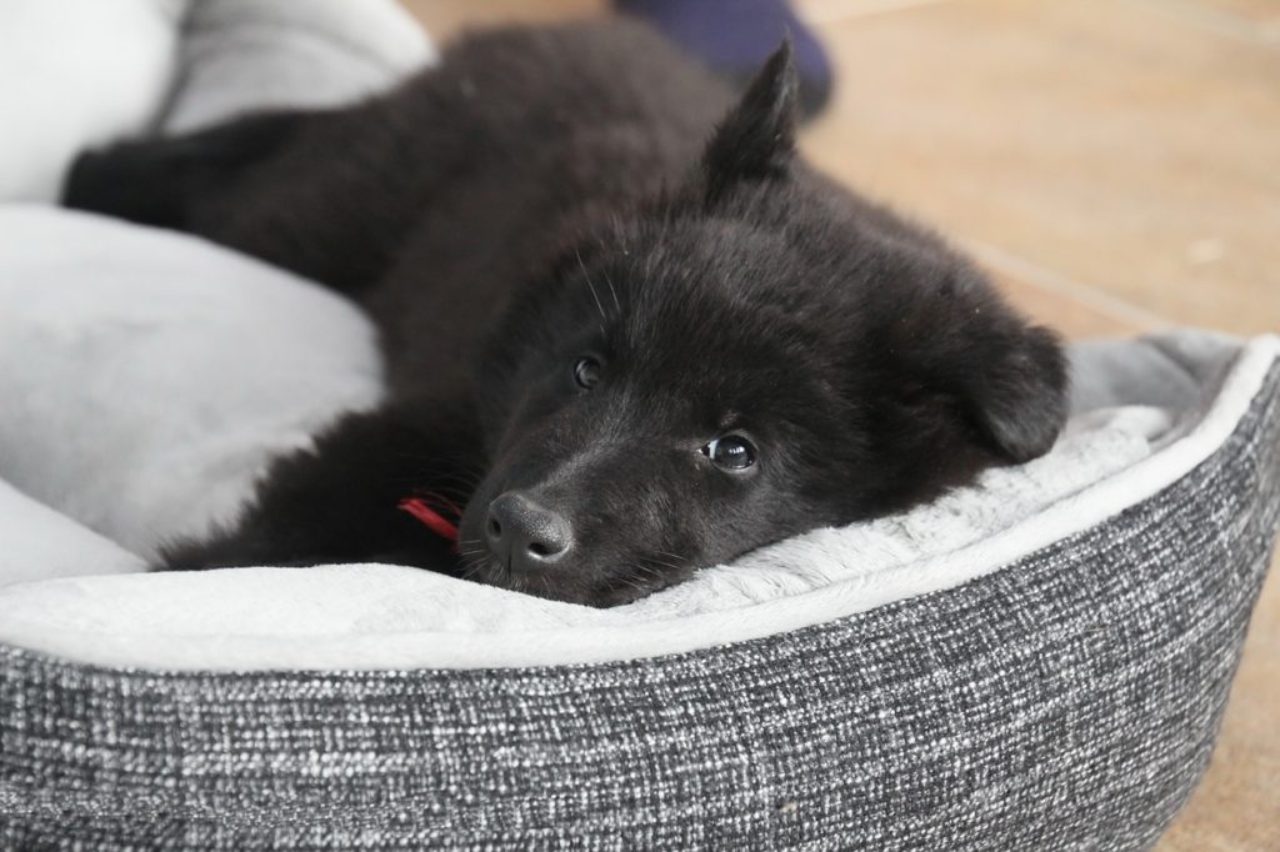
<box><xmin>486</xmin><ymin>491</ymin><xmax>573</xmax><ymax>569</ymax></box>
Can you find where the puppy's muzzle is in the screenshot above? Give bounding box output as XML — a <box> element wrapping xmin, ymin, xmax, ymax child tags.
<box><xmin>485</xmin><ymin>491</ymin><xmax>574</xmax><ymax>573</ymax></box>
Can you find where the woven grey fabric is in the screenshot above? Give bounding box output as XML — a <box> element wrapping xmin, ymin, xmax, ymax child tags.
<box><xmin>2</xmin><ymin>365</ymin><xmax>1278</xmax><ymax>850</ymax></box>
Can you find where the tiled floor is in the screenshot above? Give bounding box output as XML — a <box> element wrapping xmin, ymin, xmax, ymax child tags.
<box><xmin>404</xmin><ymin>1</ymin><xmax>1278</xmax><ymax>846</ymax></box>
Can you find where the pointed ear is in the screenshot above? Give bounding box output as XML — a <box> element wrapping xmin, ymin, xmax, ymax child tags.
<box><xmin>702</xmin><ymin>40</ymin><xmax>800</xmax><ymax>202</ymax></box>
<box><xmin>893</xmin><ymin>284</ymin><xmax>1069</xmax><ymax>466</ymax></box>
<box><xmin>957</xmin><ymin>325</ymin><xmax>1069</xmax><ymax>463</ymax></box>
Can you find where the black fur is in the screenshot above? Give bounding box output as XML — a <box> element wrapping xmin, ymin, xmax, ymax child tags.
<box><xmin>65</xmin><ymin>20</ymin><xmax>1068</xmax><ymax>607</ymax></box>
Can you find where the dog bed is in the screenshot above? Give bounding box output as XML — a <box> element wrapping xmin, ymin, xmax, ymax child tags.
<box><xmin>0</xmin><ymin>227</ymin><xmax>1275</xmax><ymax>847</ymax></box>
<box><xmin>2</xmin><ymin>3</ymin><xmax>1279</xmax><ymax>850</ymax></box>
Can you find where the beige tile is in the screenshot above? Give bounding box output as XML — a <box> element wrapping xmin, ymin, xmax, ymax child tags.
<box><xmin>801</xmin><ymin>0</ymin><xmax>1280</xmax><ymax>336</ymax></box>
<box><xmin>1149</xmin><ymin>0</ymin><xmax>1280</xmax><ymax>45</ymax></box>
<box><xmin>402</xmin><ymin>0</ymin><xmax>604</xmax><ymax>44</ymax></box>
<box><xmin>796</xmin><ymin>0</ymin><xmax>954</xmax><ymax>25</ymax></box>
<box><xmin>986</xmin><ymin>266</ymin><xmax>1153</xmax><ymax>340</ymax></box>
<box><xmin>1198</xmin><ymin>0</ymin><xmax>1280</xmax><ymax>26</ymax></box>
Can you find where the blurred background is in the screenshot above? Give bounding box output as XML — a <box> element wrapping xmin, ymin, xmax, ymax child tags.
<box><xmin>400</xmin><ymin>2</ymin><xmax>1280</xmax><ymax>848</ymax></box>
<box><xmin>407</xmin><ymin>0</ymin><xmax>1280</xmax><ymax>343</ymax></box>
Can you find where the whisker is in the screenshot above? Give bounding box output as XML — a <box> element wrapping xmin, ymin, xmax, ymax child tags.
<box><xmin>575</xmin><ymin>247</ymin><xmax>608</xmax><ymax>333</ymax></box>
<box><xmin>608</xmin><ymin>213</ymin><xmax>630</xmax><ymax>257</ymax></box>
<box><xmin>459</xmin><ymin>553</ymin><xmax>489</xmax><ymax>581</ymax></box>
<box><xmin>422</xmin><ymin>473</ymin><xmax>483</xmax><ymax>493</ymax></box>
<box><xmin>601</xmin><ymin>267</ymin><xmax>621</xmax><ymax>314</ymax></box>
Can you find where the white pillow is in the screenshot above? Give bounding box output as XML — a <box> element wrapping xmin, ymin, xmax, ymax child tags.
<box><xmin>0</xmin><ymin>206</ymin><xmax>384</xmax><ymax>559</ymax></box>
<box><xmin>165</xmin><ymin>0</ymin><xmax>433</xmax><ymax>133</ymax></box>
<box><xmin>0</xmin><ymin>0</ymin><xmax>187</xmax><ymax>201</ymax></box>
<box><xmin>0</xmin><ymin>0</ymin><xmax>433</xmax><ymax>202</ymax></box>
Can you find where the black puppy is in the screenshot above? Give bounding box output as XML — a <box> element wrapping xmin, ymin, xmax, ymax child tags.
<box><xmin>65</xmin><ymin>20</ymin><xmax>1067</xmax><ymax>607</ymax></box>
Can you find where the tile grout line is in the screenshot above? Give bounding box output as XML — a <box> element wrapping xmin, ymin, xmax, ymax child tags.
<box><xmin>799</xmin><ymin>0</ymin><xmax>953</xmax><ymax>27</ymax></box>
<box><xmin>963</xmin><ymin>239</ymin><xmax>1176</xmax><ymax>332</ymax></box>
<box><xmin>1123</xmin><ymin>0</ymin><xmax>1280</xmax><ymax>50</ymax></box>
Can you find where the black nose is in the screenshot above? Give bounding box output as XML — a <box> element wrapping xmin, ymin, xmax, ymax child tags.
<box><xmin>486</xmin><ymin>491</ymin><xmax>573</xmax><ymax>570</ymax></box>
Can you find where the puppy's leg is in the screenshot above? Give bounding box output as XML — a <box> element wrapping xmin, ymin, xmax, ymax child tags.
<box><xmin>64</xmin><ymin>106</ymin><xmax>400</xmax><ymax>294</ymax></box>
<box><xmin>63</xmin><ymin>75</ymin><xmax>455</xmax><ymax>295</ymax></box>
<box><xmin>63</xmin><ymin>110</ymin><xmax>310</xmax><ymax>232</ymax></box>
<box><xmin>160</xmin><ymin>397</ymin><xmax>486</xmax><ymax>574</ymax></box>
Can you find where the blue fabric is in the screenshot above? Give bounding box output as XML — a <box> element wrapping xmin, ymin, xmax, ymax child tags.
<box><xmin>616</xmin><ymin>0</ymin><xmax>833</xmax><ymax>114</ymax></box>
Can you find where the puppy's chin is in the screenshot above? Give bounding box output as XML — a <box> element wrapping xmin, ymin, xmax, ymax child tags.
<box><xmin>464</xmin><ymin>555</ymin><xmax>675</xmax><ymax>608</ymax></box>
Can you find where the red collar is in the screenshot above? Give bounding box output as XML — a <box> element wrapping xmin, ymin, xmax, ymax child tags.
<box><xmin>398</xmin><ymin>494</ymin><xmax>461</xmax><ymax>550</ymax></box>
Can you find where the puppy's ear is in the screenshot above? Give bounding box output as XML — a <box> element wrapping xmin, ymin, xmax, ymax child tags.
<box><xmin>893</xmin><ymin>283</ymin><xmax>1069</xmax><ymax>466</ymax></box>
<box><xmin>957</xmin><ymin>325</ymin><xmax>1069</xmax><ymax>462</ymax></box>
<box><xmin>702</xmin><ymin>40</ymin><xmax>800</xmax><ymax>202</ymax></box>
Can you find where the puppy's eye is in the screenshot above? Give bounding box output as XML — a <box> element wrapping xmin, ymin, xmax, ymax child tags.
<box><xmin>573</xmin><ymin>356</ymin><xmax>602</xmax><ymax>390</ymax></box>
<box><xmin>701</xmin><ymin>435</ymin><xmax>756</xmax><ymax>471</ymax></box>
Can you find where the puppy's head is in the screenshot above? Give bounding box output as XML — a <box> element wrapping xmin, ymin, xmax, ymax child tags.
<box><xmin>459</xmin><ymin>44</ymin><xmax>1068</xmax><ymax>606</ymax></box>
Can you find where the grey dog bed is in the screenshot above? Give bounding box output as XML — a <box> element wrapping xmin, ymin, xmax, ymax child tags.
<box><xmin>2</xmin><ymin>2</ymin><xmax>1279</xmax><ymax>847</ymax></box>
<box><xmin>1</xmin><ymin>331</ymin><xmax>1278</xmax><ymax>849</ymax></box>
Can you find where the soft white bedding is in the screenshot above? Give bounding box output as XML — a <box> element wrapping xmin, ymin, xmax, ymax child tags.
<box><xmin>0</xmin><ymin>0</ymin><xmax>430</xmax><ymax>202</ymax></box>
<box><xmin>0</xmin><ymin>202</ymin><xmax>1268</xmax><ymax>670</ymax></box>
<box><xmin>0</xmin><ymin>207</ymin><xmax>385</xmax><ymax>558</ymax></box>
<box><xmin>2</xmin><ymin>0</ymin><xmax>1273</xmax><ymax>672</ymax></box>
<box><xmin>0</xmin><ymin>0</ymin><xmax>183</xmax><ymax>202</ymax></box>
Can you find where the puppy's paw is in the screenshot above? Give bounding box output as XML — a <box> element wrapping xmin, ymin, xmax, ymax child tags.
<box><xmin>62</xmin><ymin>141</ymin><xmax>189</xmax><ymax>228</ymax></box>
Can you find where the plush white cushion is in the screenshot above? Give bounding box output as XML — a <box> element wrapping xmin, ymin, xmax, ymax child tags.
<box><xmin>0</xmin><ymin>205</ymin><xmax>1272</xmax><ymax>672</ymax></box>
<box><xmin>0</xmin><ymin>0</ymin><xmax>431</xmax><ymax>202</ymax></box>
<box><xmin>0</xmin><ymin>206</ymin><xmax>384</xmax><ymax>561</ymax></box>
<box><xmin>0</xmin><ymin>479</ymin><xmax>143</xmax><ymax>586</ymax></box>
<box><xmin>0</xmin><ymin>0</ymin><xmax>186</xmax><ymax>201</ymax></box>
<box><xmin>165</xmin><ymin>0</ymin><xmax>433</xmax><ymax>134</ymax></box>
